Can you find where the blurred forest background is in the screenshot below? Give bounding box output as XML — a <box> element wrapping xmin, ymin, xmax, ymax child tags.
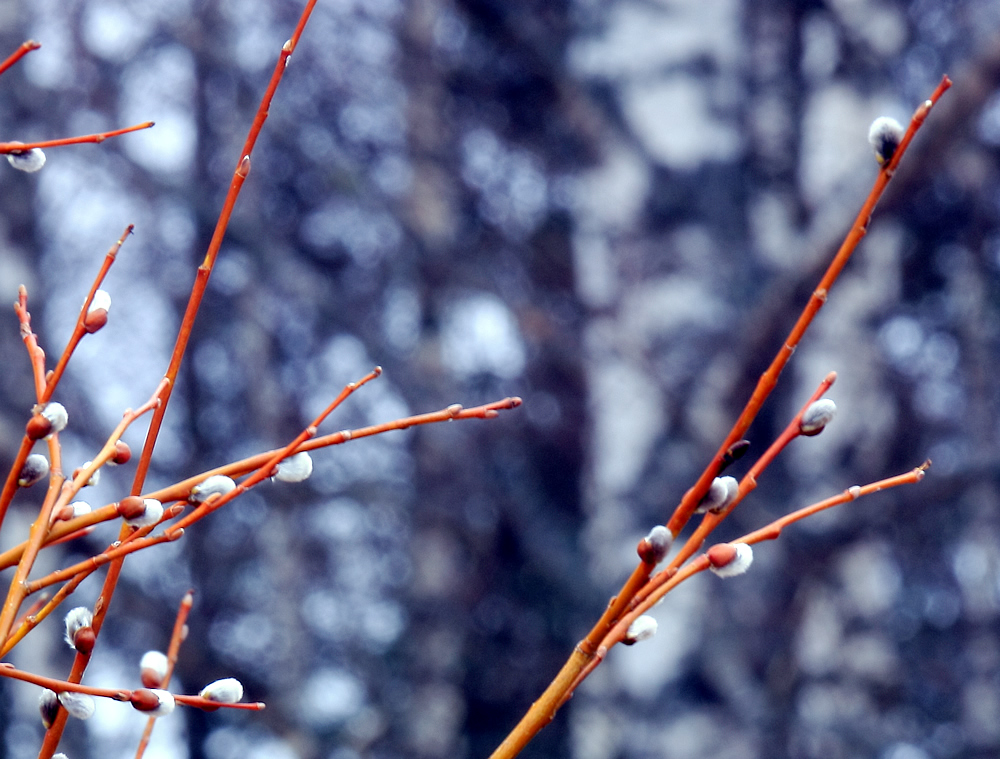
<box><xmin>1</xmin><ymin>0</ymin><xmax>999</xmax><ymax>758</ymax></box>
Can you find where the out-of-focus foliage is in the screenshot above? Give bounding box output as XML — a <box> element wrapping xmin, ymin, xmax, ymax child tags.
<box><xmin>0</xmin><ymin>1</ymin><xmax>999</xmax><ymax>758</ymax></box>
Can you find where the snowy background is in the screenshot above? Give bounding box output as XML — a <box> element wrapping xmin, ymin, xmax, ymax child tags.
<box><xmin>1</xmin><ymin>0</ymin><xmax>999</xmax><ymax>758</ymax></box>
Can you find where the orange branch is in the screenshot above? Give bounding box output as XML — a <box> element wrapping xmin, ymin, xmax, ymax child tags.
<box><xmin>43</xmin><ymin>225</ymin><xmax>133</xmax><ymax>403</ymax></box>
<box><xmin>487</xmin><ymin>76</ymin><xmax>951</xmax><ymax>759</ymax></box>
<box><xmin>0</xmin><ymin>40</ymin><xmax>40</xmax><ymax>77</ymax></box>
<box><xmin>0</xmin><ymin>122</ymin><xmax>154</xmax><ymax>153</ymax></box>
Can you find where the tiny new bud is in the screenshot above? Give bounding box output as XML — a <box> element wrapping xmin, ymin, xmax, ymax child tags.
<box><xmin>122</xmin><ymin>498</ymin><xmax>163</xmax><ymax>528</ymax></box>
<box><xmin>39</xmin><ymin>688</ymin><xmax>59</xmax><ymax>728</ymax></box>
<box><xmin>7</xmin><ymin>145</ymin><xmax>46</xmax><ymax>172</ymax></box>
<box><xmin>109</xmin><ymin>439</ymin><xmax>132</xmax><ymax>465</ymax></box>
<box><xmin>64</xmin><ymin>607</ymin><xmax>94</xmax><ymax>653</ymax></box>
<box><xmin>637</xmin><ymin>525</ymin><xmax>673</xmax><ymax>564</ymax></box>
<box><xmin>189</xmin><ymin>474</ymin><xmax>237</xmax><ymax>504</ymax></box>
<box><xmin>58</xmin><ymin>691</ymin><xmax>95</xmax><ymax>720</ymax></box>
<box><xmin>18</xmin><ymin>454</ymin><xmax>49</xmax><ymax>487</ymax></box>
<box><xmin>140</xmin><ymin>651</ymin><xmax>169</xmax><ymax>688</ymax></box>
<box><xmin>130</xmin><ymin>688</ymin><xmax>175</xmax><ymax>717</ymax></box>
<box><xmin>697</xmin><ymin>475</ymin><xmax>739</xmax><ymax>514</ymax></box>
<box><xmin>623</xmin><ymin>615</ymin><xmax>658</xmax><ymax>645</ymax></box>
<box><xmin>273</xmin><ymin>451</ymin><xmax>313</xmax><ymax>483</ymax></box>
<box><xmin>799</xmin><ymin>398</ymin><xmax>837</xmax><ymax>436</ymax></box>
<box><xmin>199</xmin><ymin>677</ymin><xmax>244</xmax><ymax>704</ymax></box>
<box><xmin>868</xmin><ymin>116</ymin><xmax>905</xmax><ymax>166</ymax></box>
<box><xmin>708</xmin><ymin>542</ymin><xmax>754</xmax><ymax>578</ymax></box>
<box><xmin>720</xmin><ymin>439</ymin><xmax>750</xmax><ymax>471</ymax></box>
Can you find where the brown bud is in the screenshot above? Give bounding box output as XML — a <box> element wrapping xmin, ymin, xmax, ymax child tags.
<box><xmin>707</xmin><ymin>542</ymin><xmax>754</xmax><ymax>578</ymax></box>
<box><xmin>26</xmin><ymin>413</ymin><xmax>52</xmax><ymax>440</ymax></box>
<box><xmin>83</xmin><ymin>308</ymin><xmax>108</xmax><ymax>333</ymax></box>
<box><xmin>73</xmin><ymin>626</ymin><xmax>96</xmax><ymax>655</ymax></box>
<box><xmin>117</xmin><ymin>496</ymin><xmax>146</xmax><ymax>520</ymax></box>
<box><xmin>707</xmin><ymin>543</ymin><xmax>738</xmax><ymax>569</ymax></box>
<box><xmin>110</xmin><ymin>440</ymin><xmax>132</xmax><ymax>466</ymax></box>
<box><xmin>129</xmin><ymin>689</ymin><xmax>162</xmax><ymax>712</ymax></box>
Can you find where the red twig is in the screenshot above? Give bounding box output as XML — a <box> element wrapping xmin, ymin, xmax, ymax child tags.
<box><xmin>0</xmin><ymin>123</ymin><xmax>154</xmax><ymax>153</ymax></box>
<box><xmin>38</xmin><ymin>9</ymin><xmax>319</xmax><ymax>756</ymax></box>
<box><xmin>135</xmin><ymin>591</ymin><xmax>193</xmax><ymax>759</ymax></box>
<box><xmin>0</xmin><ymin>383</ymin><xmax>167</xmax><ymax>643</ymax></box>
<box><xmin>0</xmin><ymin>663</ymin><xmax>263</xmax><ymax>711</ymax></box>
<box><xmin>486</xmin><ymin>76</ymin><xmax>951</xmax><ymax>759</ymax></box>
<box><xmin>0</xmin><ymin>40</ymin><xmax>40</xmax><ymax>77</ymax></box>
<box><xmin>0</xmin><ymin>395</ymin><xmax>522</xmax><ymax>572</ymax></box>
<box><xmin>43</xmin><ymin>225</ymin><xmax>133</xmax><ymax>403</ymax></box>
<box><xmin>165</xmin><ymin>367</ymin><xmax>384</xmax><ymax>535</ymax></box>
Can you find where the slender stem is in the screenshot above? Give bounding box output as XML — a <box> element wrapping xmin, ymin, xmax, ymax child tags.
<box><xmin>38</xmin><ymin>10</ymin><xmax>320</xmax><ymax>756</ymax></box>
<box><xmin>0</xmin><ymin>122</ymin><xmax>154</xmax><ymax>153</ymax></box>
<box><xmin>165</xmin><ymin>367</ymin><xmax>385</xmax><ymax>536</ymax></box>
<box><xmin>0</xmin><ymin>287</ymin><xmax>48</xmax><ymax>532</ymax></box>
<box><xmin>487</xmin><ymin>76</ymin><xmax>951</xmax><ymax>759</ymax></box>
<box><xmin>619</xmin><ymin>464</ymin><xmax>930</xmax><ymax>633</ymax></box>
<box><xmin>0</xmin><ymin>436</ymin><xmax>64</xmax><ymax>643</ymax></box>
<box><xmin>43</xmin><ymin>225</ymin><xmax>133</xmax><ymax>403</ymax></box>
<box><xmin>0</xmin><ymin>40</ymin><xmax>40</xmax><ymax>77</ymax></box>
<box><xmin>0</xmin><ymin>571</ymin><xmax>93</xmax><ymax>657</ymax></box>
<box><xmin>0</xmin><ymin>663</ymin><xmax>131</xmax><ymax>700</ymax></box>
<box><xmin>134</xmin><ymin>590</ymin><xmax>193</xmax><ymax>759</ymax></box>
<box><xmin>664</xmin><ymin>75</ymin><xmax>952</xmax><ymax>539</ymax></box>
<box><xmin>0</xmin><ymin>395</ymin><xmax>522</xmax><ymax>572</ymax></box>
<box><xmin>0</xmin><ymin>663</ymin><xmax>264</xmax><ymax>710</ymax></box>
<box><xmin>656</xmin><ymin>372</ymin><xmax>837</xmax><ymax>580</ymax></box>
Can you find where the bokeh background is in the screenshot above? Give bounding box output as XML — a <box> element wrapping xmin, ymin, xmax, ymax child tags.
<box><xmin>1</xmin><ymin>0</ymin><xmax>999</xmax><ymax>758</ymax></box>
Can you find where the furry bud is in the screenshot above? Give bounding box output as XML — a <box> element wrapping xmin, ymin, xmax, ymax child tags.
<box><xmin>58</xmin><ymin>691</ymin><xmax>95</xmax><ymax>720</ymax></box>
<box><xmin>868</xmin><ymin>116</ymin><xmax>904</xmax><ymax>166</ymax></box>
<box><xmin>140</xmin><ymin>651</ymin><xmax>169</xmax><ymax>688</ymax></box>
<box><xmin>199</xmin><ymin>677</ymin><xmax>244</xmax><ymax>704</ymax></box>
<box><xmin>707</xmin><ymin>542</ymin><xmax>754</xmax><ymax>578</ymax></box>
<box><xmin>18</xmin><ymin>454</ymin><xmax>49</xmax><ymax>487</ymax></box>
<box><xmin>273</xmin><ymin>451</ymin><xmax>313</xmax><ymax>483</ymax></box>
<box><xmin>39</xmin><ymin>689</ymin><xmax>59</xmax><ymax>728</ymax></box>
<box><xmin>189</xmin><ymin>475</ymin><xmax>236</xmax><ymax>504</ymax></box>
<box><xmin>64</xmin><ymin>607</ymin><xmax>95</xmax><ymax>654</ymax></box>
<box><xmin>800</xmin><ymin>398</ymin><xmax>837</xmax><ymax>436</ymax></box>
<box><xmin>120</xmin><ymin>497</ymin><xmax>163</xmax><ymax>528</ymax></box>
<box><xmin>623</xmin><ymin>615</ymin><xmax>658</xmax><ymax>645</ymax></box>
<box><xmin>637</xmin><ymin>525</ymin><xmax>672</xmax><ymax>564</ymax></box>
<box><xmin>697</xmin><ymin>475</ymin><xmax>739</xmax><ymax>514</ymax></box>
<box><xmin>7</xmin><ymin>145</ymin><xmax>46</xmax><ymax>172</ymax></box>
